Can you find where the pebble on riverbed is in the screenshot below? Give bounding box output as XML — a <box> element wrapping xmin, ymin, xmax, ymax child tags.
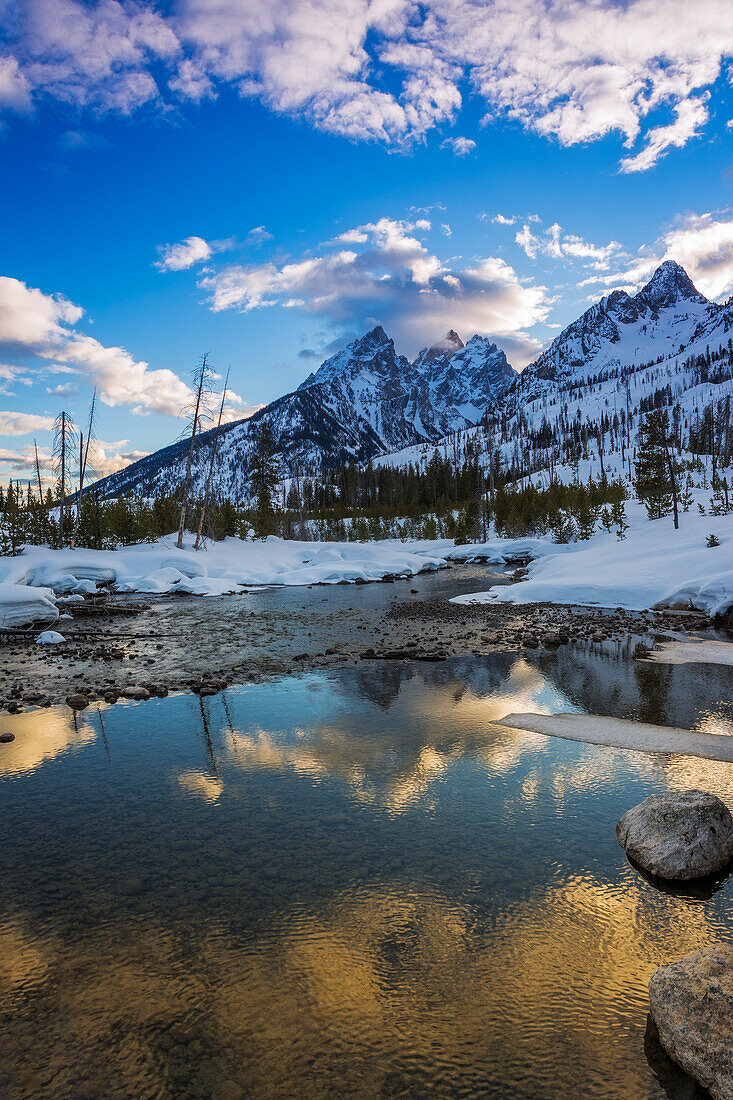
<box><xmin>616</xmin><ymin>790</ymin><xmax>733</xmax><ymax>881</ymax></box>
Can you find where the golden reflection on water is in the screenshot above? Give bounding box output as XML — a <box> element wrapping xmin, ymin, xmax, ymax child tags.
<box><xmin>0</xmin><ymin>707</ymin><xmax>97</xmax><ymax>778</ymax></box>
<box><xmin>2</xmin><ymin>654</ymin><xmax>732</xmax><ymax>1096</ymax></box>
<box><xmin>0</xmin><ymin>868</ymin><xmax>724</xmax><ymax>1098</ymax></box>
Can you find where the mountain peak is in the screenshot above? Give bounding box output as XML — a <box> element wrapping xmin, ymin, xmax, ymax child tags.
<box><xmin>413</xmin><ymin>329</ymin><xmax>464</xmax><ymax>373</ymax></box>
<box><xmin>358</xmin><ymin>324</ymin><xmax>390</xmax><ymax>346</ymax></box>
<box><xmin>639</xmin><ymin>260</ymin><xmax>707</xmax><ymax>310</ymax></box>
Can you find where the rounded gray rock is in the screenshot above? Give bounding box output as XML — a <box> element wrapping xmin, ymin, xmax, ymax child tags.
<box><xmin>650</xmin><ymin>945</ymin><xmax>733</xmax><ymax>1099</ymax></box>
<box><xmin>617</xmin><ymin>789</ymin><xmax>733</xmax><ymax>880</ymax></box>
<box><xmin>66</xmin><ymin>693</ymin><xmax>89</xmax><ymax>710</ymax></box>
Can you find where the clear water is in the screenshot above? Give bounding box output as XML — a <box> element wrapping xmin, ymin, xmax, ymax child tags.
<box><xmin>1</xmin><ymin>651</ymin><xmax>732</xmax><ymax>1099</ymax></box>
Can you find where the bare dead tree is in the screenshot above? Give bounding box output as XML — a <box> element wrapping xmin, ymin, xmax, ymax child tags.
<box><xmin>33</xmin><ymin>438</ymin><xmax>49</xmax><ymax>544</ymax></box>
<box><xmin>177</xmin><ymin>354</ymin><xmax>213</xmax><ymax>549</ymax></box>
<box><xmin>33</xmin><ymin>439</ymin><xmax>44</xmax><ymax>502</ymax></box>
<box><xmin>52</xmin><ymin>411</ymin><xmax>77</xmax><ymax>546</ymax></box>
<box><xmin>71</xmin><ymin>387</ymin><xmax>97</xmax><ymax>549</ymax></box>
<box><xmin>195</xmin><ymin>367</ymin><xmax>230</xmax><ymax>550</ymax></box>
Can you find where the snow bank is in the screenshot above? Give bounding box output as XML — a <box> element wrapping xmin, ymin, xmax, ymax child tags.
<box><xmin>2</xmin><ymin>502</ymin><xmax>731</xmax><ymax>628</ymax></box>
<box><xmin>0</xmin><ymin>535</ymin><xmax>451</xmax><ymax>626</ymax></box>
<box><xmin>0</xmin><ymin>582</ymin><xmax>58</xmax><ymax>629</ymax></box>
<box><xmin>452</xmin><ymin>504</ymin><xmax>733</xmax><ymax>615</ymax></box>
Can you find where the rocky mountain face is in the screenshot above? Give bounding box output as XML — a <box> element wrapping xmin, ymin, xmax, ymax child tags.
<box><xmin>94</xmin><ymin>325</ymin><xmax>517</xmax><ymax>501</ymax></box>
<box><xmin>512</xmin><ymin>260</ymin><xmax>715</xmax><ymax>404</ymax></box>
<box><xmin>93</xmin><ymin>261</ymin><xmax>732</xmax><ymax>502</ymax></box>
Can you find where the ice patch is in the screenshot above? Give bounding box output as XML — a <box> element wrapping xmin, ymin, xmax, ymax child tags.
<box><xmin>645</xmin><ymin>640</ymin><xmax>733</xmax><ymax>667</ymax></box>
<box><xmin>501</xmin><ymin>712</ymin><xmax>733</xmax><ymax>762</ymax></box>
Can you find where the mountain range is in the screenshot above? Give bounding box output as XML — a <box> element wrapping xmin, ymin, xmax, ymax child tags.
<box><xmin>93</xmin><ymin>261</ymin><xmax>733</xmax><ymax>501</ymax></box>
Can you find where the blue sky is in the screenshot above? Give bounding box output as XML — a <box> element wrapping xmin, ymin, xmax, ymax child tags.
<box><xmin>1</xmin><ymin>0</ymin><xmax>732</xmax><ymax>483</ymax></box>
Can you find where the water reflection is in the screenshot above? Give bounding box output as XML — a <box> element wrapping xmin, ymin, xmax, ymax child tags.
<box><xmin>0</xmin><ymin>652</ymin><xmax>731</xmax><ymax>1098</ymax></box>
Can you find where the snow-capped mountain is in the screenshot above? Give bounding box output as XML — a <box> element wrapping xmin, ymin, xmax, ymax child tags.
<box><xmin>93</xmin><ymin>261</ymin><xmax>732</xmax><ymax>502</ymax></box>
<box><xmin>93</xmin><ymin>325</ymin><xmax>517</xmax><ymax>500</ymax></box>
<box><xmin>377</xmin><ymin>261</ymin><xmax>733</xmax><ymax>483</ymax></box>
<box><xmin>512</xmin><ymin>260</ymin><xmax>713</xmax><ymax>403</ymax></box>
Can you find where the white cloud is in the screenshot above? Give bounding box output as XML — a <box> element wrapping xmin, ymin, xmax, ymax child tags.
<box><xmin>83</xmin><ymin>439</ymin><xmax>150</xmax><ymax>479</ymax></box>
<box><xmin>573</xmin><ymin>209</ymin><xmax>733</xmax><ymax>302</ymax></box>
<box><xmin>246</xmin><ymin>225</ymin><xmax>273</xmax><ymax>245</ymax></box>
<box><xmin>57</xmin><ymin>129</ymin><xmax>111</xmax><ymax>151</ymax></box>
<box><xmin>0</xmin><ymin>437</ymin><xmax>150</xmax><ymax>481</ymax></box>
<box><xmin>155</xmin><ymin>235</ymin><xmax>213</xmax><ymax>271</ymax></box>
<box><xmin>619</xmin><ymin>96</ymin><xmax>710</xmax><ymax>173</ymax></box>
<box><xmin>491</xmin><ymin>214</ymin><xmax>517</xmax><ymax>226</ymax></box>
<box><xmin>0</xmin><ymin>276</ymin><xmax>191</xmax><ymax>416</ymax></box>
<box><xmin>199</xmin><ymin>216</ymin><xmax>548</xmax><ymax>366</ymax></box>
<box><xmin>515</xmin><ymin>222</ymin><xmax>623</xmax><ymax>268</ymax></box>
<box><xmin>0</xmin><ymin>56</ymin><xmax>32</xmax><ymax>110</ymax></box>
<box><xmin>661</xmin><ymin>211</ymin><xmax>733</xmax><ymax>299</ymax></box>
<box><xmin>440</xmin><ymin>136</ymin><xmax>476</xmax><ymax>156</ymax></box>
<box><xmin>2</xmin><ymin>0</ymin><xmax>732</xmax><ymax>169</ymax></box>
<box><xmin>0</xmin><ymin>444</ymin><xmax>52</xmax><ymax>477</ymax></box>
<box><xmin>0</xmin><ymin>410</ymin><xmax>54</xmax><ymax>437</ymax></box>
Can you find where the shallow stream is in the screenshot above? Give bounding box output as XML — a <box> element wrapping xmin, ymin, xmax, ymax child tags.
<box><xmin>1</xmin><ymin>644</ymin><xmax>732</xmax><ymax>1097</ymax></box>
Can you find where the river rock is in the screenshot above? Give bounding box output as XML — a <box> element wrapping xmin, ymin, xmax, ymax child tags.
<box><xmin>66</xmin><ymin>693</ymin><xmax>89</xmax><ymax>710</ymax></box>
<box><xmin>616</xmin><ymin>790</ymin><xmax>733</xmax><ymax>880</ymax></box>
<box><xmin>122</xmin><ymin>686</ymin><xmax>150</xmax><ymax>700</ymax></box>
<box><xmin>649</xmin><ymin>945</ymin><xmax>733</xmax><ymax>1099</ymax></box>
<box><xmin>0</xmin><ymin>732</ymin><xmax>14</xmax><ymax>744</ymax></box>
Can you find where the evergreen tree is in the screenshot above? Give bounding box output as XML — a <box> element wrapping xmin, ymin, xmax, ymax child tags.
<box><xmin>249</xmin><ymin>422</ymin><xmax>279</xmax><ymax>537</ymax></box>
<box><xmin>634</xmin><ymin>410</ymin><xmax>675</xmax><ymax>520</ymax></box>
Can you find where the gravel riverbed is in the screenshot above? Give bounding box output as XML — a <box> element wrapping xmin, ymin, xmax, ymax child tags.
<box><xmin>0</xmin><ymin>563</ymin><xmax>716</xmax><ymax>712</ymax></box>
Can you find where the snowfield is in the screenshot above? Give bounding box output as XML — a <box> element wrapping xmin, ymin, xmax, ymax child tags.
<box><xmin>0</xmin><ymin>501</ymin><xmax>731</xmax><ymax>628</ymax></box>
<box><xmin>452</xmin><ymin>503</ymin><xmax>733</xmax><ymax>616</ymax></box>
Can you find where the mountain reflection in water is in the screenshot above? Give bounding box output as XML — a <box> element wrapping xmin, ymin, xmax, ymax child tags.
<box><xmin>0</xmin><ymin>649</ymin><xmax>730</xmax><ymax>1099</ymax></box>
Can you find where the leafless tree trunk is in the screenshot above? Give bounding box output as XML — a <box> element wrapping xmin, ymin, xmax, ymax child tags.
<box><xmin>178</xmin><ymin>354</ymin><xmax>211</xmax><ymax>549</ymax></box>
<box><xmin>33</xmin><ymin>439</ymin><xmax>47</xmax><ymax>543</ymax></box>
<box><xmin>195</xmin><ymin>368</ymin><xmax>230</xmax><ymax>549</ymax></box>
<box><xmin>53</xmin><ymin>411</ymin><xmax>76</xmax><ymax>546</ymax></box>
<box><xmin>664</xmin><ymin>442</ymin><xmax>679</xmax><ymax>530</ymax></box>
<box><xmin>71</xmin><ymin>387</ymin><xmax>97</xmax><ymax>549</ymax></box>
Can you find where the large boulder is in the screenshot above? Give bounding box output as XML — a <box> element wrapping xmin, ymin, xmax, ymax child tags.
<box><xmin>616</xmin><ymin>790</ymin><xmax>733</xmax><ymax>880</ymax></box>
<box><xmin>650</xmin><ymin>946</ymin><xmax>733</xmax><ymax>1099</ymax></box>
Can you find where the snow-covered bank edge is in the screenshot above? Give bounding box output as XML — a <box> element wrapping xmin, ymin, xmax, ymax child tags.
<box><xmin>2</xmin><ymin>500</ymin><xmax>732</xmax><ymax>630</ymax></box>
<box><xmin>0</xmin><ymin>535</ymin><xmax>460</xmax><ymax>628</ymax></box>
<box><xmin>452</xmin><ymin>503</ymin><xmax>733</xmax><ymax>618</ymax></box>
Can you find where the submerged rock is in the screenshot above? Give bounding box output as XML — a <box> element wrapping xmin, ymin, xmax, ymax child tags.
<box><xmin>66</xmin><ymin>693</ymin><xmax>89</xmax><ymax>710</ymax></box>
<box><xmin>617</xmin><ymin>790</ymin><xmax>733</xmax><ymax>880</ymax></box>
<box><xmin>650</xmin><ymin>946</ymin><xmax>733</xmax><ymax>1099</ymax></box>
<box><xmin>0</xmin><ymin>732</ymin><xmax>14</xmax><ymax>744</ymax></box>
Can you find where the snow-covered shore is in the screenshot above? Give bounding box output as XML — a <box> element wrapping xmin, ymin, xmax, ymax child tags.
<box><xmin>1</xmin><ymin>502</ymin><xmax>732</xmax><ymax>629</ymax></box>
<box><xmin>453</xmin><ymin>505</ymin><xmax>733</xmax><ymax>616</ymax></box>
<box><xmin>0</xmin><ymin>536</ymin><xmax>452</xmax><ymax>627</ymax></box>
